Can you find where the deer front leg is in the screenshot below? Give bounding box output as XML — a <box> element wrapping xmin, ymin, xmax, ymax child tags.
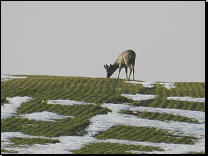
<box><xmin>118</xmin><ymin>66</ymin><xmax>122</xmax><ymax>79</ymax></box>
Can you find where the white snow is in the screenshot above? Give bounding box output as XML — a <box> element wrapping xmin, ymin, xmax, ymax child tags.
<box><xmin>159</xmin><ymin>82</ymin><xmax>176</xmax><ymax>89</ymax></box>
<box><xmin>1</xmin><ymin>96</ymin><xmax>33</xmax><ymax>119</ymax></box>
<box><xmin>121</xmin><ymin>94</ymin><xmax>157</xmax><ymax>101</ymax></box>
<box><xmin>125</xmin><ymin>81</ymin><xmax>176</xmax><ymax>89</ymax></box>
<box><xmin>1</xmin><ymin>75</ymin><xmax>26</xmax><ymax>81</ymax></box>
<box><xmin>47</xmin><ymin>100</ymin><xmax>95</xmax><ymax>106</ymax></box>
<box><xmin>122</xmin><ymin>93</ymin><xmax>205</xmax><ymax>103</ymax></box>
<box><xmin>19</xmin><ymin>111</ymin><xmax>74</xmax><ymax>122</ymax></box>
<box><xmin>125</xmin><ymin>81</ymin><xmax>155</xmax><ymax>88</ymax></box>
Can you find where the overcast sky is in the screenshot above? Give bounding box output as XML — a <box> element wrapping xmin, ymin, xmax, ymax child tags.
<box><xmin>1</xmin><ymin>1</ymin><xmax>205</xmax><ymax>82</ymax></box>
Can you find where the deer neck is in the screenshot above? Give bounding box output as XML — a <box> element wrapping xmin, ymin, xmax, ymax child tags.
<box><xmin>106</xmin><ymin>63</ymin><xmax>119</xmax><ymax>78</ymax></box>
<box><xmin>112</xmin><ymin>62</ymin><xmax>119</xmax><ymax>70</ymax></box>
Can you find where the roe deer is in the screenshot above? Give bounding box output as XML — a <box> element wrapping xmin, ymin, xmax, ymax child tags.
<box><xmin>104</xmin><ymin>50</ymin><xmax>136</xmax><ymax>81</ymax></box>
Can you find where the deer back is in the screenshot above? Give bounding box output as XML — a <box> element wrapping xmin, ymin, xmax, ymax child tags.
<box><xmin>115</xmin><ymin>50</ymin><xmax>136</xmax><ymax>67</ymax></box>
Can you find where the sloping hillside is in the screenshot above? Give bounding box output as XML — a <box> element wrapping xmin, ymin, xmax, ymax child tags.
<box><xmin>1</xmin><ymin>75</ymin><xmax>205</xmax><ymax>154</ymax></box>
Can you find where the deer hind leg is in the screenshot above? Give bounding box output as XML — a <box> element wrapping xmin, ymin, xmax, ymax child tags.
<box><xmin>129</xmin><ymin>67</ymin><xmax>132</xmax><ymax>81</ymax></box>
<box><xmin>133</xmin><ymin>67</ymin><xmax>135</xmax><ymax>81</ymax></box>
<box><xmin>125</xmin><ymin>67</ymin><xmax>129</xmax><ymax>81</ymax></box>
<box><xmin>130</xmin><ymin>59</ymin><xmax>135</xmax><ymax>81</ymax></box>
<box><xmin>128</xmin><ymin>66</ymin><xmax>134</xmax><ymax>81</ymax></box>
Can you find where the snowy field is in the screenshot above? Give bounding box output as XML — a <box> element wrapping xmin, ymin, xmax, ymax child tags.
<box><xmin>1</xmin><ymin>75</ymin><xmax>26</xmax><ymax>81</ymax></box>
<box><xmin>1</xmin><ymin>75</ymin><xmax>205</xmax><ymax>154</ymax></box>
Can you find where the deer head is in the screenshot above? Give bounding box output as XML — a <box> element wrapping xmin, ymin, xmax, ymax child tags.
<box><xmin>103</xmin><ymin>64</ymin><xmax>115</xmax><ymax>78</ymax></box>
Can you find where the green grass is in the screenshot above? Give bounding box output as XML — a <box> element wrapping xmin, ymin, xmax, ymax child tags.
<box><xmin>131</xmin><ymin>82</ymin><xmax>205</xmax><ymax>112</ymax></box>
<box><xmin>72</xmin><ymin>142</ymin><xmax>163</xmax><ymax>154</ymax></box>
<box><xmin>1</xmin><ymin>103</ymin><xmax>110</xmax><ymax>137</ymax></box>
<box><xmin>119</xmin><ymin>110</ymin><xmax>200</xmax><ymax>123</ymax></box>
<box><xmin>1</xmin><ymin>75</ymin><xmax>205</xmax><ymax>154</ymax></box>
<box><xmin>1</xmin><ymin>149</ymin><xmax>19</xmax><ymax>153</ymax></box>
<box><xmin>9</xmin><ymin>137</ymin><xmax>60</xmax><ymax>146</ymax></box>
<box><xmin>95</xmin><ymin>125</ymin><xmax>197</xmax><ymax>144</ymax></box>
<box><xmin>186</xmin><ymin>151</ymin><xmax>205</xmax><ymax>154</ymax></box>
<box><xmin>135</xmin><ymin>99</ymin><xmax>205</xmax><ymax>112</ymax></box>
<box><xmin>1</xmin><ymin>97</ymin><xmax>8</xmax><ymax>105</ymax></box>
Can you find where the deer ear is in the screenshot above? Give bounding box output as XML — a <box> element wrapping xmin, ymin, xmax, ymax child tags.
<box><xmin>104</xmin><ymin>64</ymin><xmax>108</xmax><ymax>69</ymax></box>
<box><xmin>110</xmin><ymin>64</ymin><xmax>112</xmax><ymax>67</ymax></box>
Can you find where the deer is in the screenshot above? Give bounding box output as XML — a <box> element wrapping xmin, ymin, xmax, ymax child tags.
<box><xmin>104</xmin><ymin>50</ymin><xmax>136</xmax><ymax>81</ymax></box>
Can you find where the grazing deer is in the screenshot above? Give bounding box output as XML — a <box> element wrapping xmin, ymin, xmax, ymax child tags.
<box><xmin>104</xmin><ymin>50</ymin><xmax>136</xmax><ymax>81</ymax></box>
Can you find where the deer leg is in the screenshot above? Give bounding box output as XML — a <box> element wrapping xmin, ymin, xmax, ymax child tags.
<box><xmin>118</xmin><ymin>66</ymin><xmax>122</xmax><ymax>79</ymax></box>
<box><xmin>133</xmin><ymin>67</ymin><xmax>135</xmax><ymax>81</ymax></box>
<box><xmin>129</xmin><ymin>67</ymin><xmax>133</xmax><ymax>81</ymax></box>
<box><xmin>125</xmin><ymin>67</ymin><xmax>129</xmax><ymax>80</ymax></box>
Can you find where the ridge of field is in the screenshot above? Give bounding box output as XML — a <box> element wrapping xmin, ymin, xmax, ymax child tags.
<box><xmin>1</xmin><ymin>75</ymin><xmax>205</xmax><ymax>154</ymax></box>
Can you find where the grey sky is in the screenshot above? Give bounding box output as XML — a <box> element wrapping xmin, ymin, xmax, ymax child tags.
<box><xmin>1</xmin><ymin>1</ymin><xmax>205</xmax><ymax>82</ymax></box>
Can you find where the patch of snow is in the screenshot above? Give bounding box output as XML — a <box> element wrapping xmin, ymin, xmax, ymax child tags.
<box><xmin>125</xmin><ymin>81</ymin><xmax>155</xmax><ymax>88</ymax></box>
<box><xmin>167</xmin><ymin>96</ymin><xmax>205</xmax><ymax>103</ymax></box>
<box><xmin>125</xmin><ymin>81</ymin><xmax>176</xmax><ymax>89</ymax></box>
<box><xmin>19</xmin><ymin>111</ymin><xmax>74</xmax><ymax>122</ymax></box>
<box><xmin>159</xmin><ymin>82</ymin><xmax>175</xmax><ymax>89</ymax></box>
<box><xmin>101</xmin><ymin>103</ymin><xmax>131</xmax><ymax>112</ymax></box>
<box><xmin>47</xmin><ymin>100</ymin><xmax>95</xmax><ymax>106</ymax></box>
<box><xmin>1</xmin><ymin>96</ymin><xmax>33</xmax><ymax>119</ymax></box>
<box><xmin>122</xmin><ymin>93</ymin><xmax>205</xmax><ymax>103</ymax></box>
<box><xmin>121</xmin><ymin>94</ymin><xmax>156</xmax><ymax>101</ymax></box>
<box><xmin>1</xmin><ymin>75</ymin><xmax>26</xmax><ymax>81</ymax></box>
